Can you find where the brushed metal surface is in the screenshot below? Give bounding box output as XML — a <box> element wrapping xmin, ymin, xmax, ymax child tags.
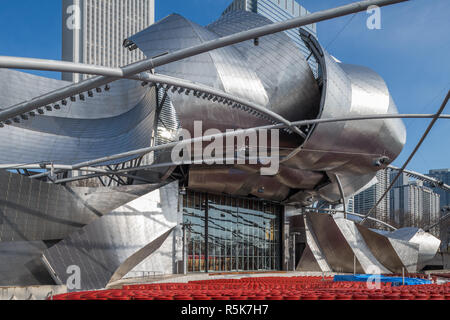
<box><xmin>0</xmin><ymin>11</ymin><xmax>407</xmax><ymax>205</ymax></box>
<box><xmin>42</xmin><ymin>182</ymin><xmax>180</xmax><ymax>291</ymax></box>
<box><xmin>334</xmin><ymin>216</ymin><xmax>390</xmax><ymax>273</ymax></box>
<box><xmin>297</xmin><ymin>213</ymin><xmax>440</xmax><ymax>273</ymax></box>
<box><xmin>207</xmin><ymin>11</ymin><xmax>321</xmax><ymax>124</ymax></box>
<box><xmin>0</xmin><ymin>170</ymin><xmax>165</xmax><ymax>242</ymax></box>
<box><xmin>130</xmin><ymin>13</ymin><xmax>272</xmax><ymax>134</ymax></box>
<box><xmin>296</xmin><ymin>244</ymin><xmax>322</xmax><ymax>272</ymax></box>
<box><xmin>0</xmin><ymin>69</ymin><xmax>156</xmax><ymax>165</ymax></box>
<box><xmin>282</xmin><ymin>31</ymin><xmax>406</xmax><ymax>202</ymax></box>
<box><xmin>386</xmin><ymin>227</ymin><xmax>441</xmax><ymax>271</ymax></box>
<box><xmin>356</xmin><ymin>224</ymin><xmax>406</xmax><ymax>273</ymax></box>
<box><xmin>0</xmin><ymin>241</ymin><xmax>55</xmax><ymax>286</ymax></box>
<box><xmin>303</xmin><ymin>213</ymin><xmax>332</xmax><ymax>272</ymax></box>
<box><xmin>306</xmin><ymin>213</ymin><xmax>365</xmax><ymax>273</ymax></box>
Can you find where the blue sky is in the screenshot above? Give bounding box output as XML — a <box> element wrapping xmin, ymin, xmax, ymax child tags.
<box><xmin>0</xmin><ymin>0</ymin><xmax>448</xmax><ymax>174</ymax></box>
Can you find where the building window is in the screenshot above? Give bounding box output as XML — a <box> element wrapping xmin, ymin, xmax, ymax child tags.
<box><xmin>183</xmin><ymin>190</ymin><xmax>282</xmax><ymax>273</ymax></box>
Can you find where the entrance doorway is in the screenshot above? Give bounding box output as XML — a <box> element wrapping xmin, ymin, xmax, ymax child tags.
<box><xmin>183</xmin><ymin>190</ymin><xmax>282</xmax><ymax>273</ymax></box>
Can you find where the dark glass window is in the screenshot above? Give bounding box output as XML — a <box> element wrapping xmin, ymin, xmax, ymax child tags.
<box><xmin>183</xmin><ymin>190</ymin><xmax>282</xmax><ymax>273</ymax></box>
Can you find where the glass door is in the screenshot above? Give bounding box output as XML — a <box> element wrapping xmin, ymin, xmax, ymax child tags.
<box><xmin>183</xmin><ymin>190</ymin><xmax>282</xmax><ymax>273</ymax></box>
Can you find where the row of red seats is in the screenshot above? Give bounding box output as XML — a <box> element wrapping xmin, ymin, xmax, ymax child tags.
<box><xmin>431</xmin><ymin>273</ymin><xmax>450</xmax><ymax>279</ymax></box>
<box><xmin>50</xmin><ymin>277</ymin><xmax>450</xmax><ymax>301</ymax></box>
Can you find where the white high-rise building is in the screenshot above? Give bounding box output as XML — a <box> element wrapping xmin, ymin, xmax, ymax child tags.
<box><xmin>391</xmin><ymin>180</ymin><xmax>441</xmax><ymax>235</ymax></box>
<box><xmin>62</xmin><ymin>0</ymin><xmax>155</xmax><ymax>82</ymax></box>
<box><xmin>354</xmin><ymin>169</ymin><xmax>391</xmax><ymax>228</ymax></box>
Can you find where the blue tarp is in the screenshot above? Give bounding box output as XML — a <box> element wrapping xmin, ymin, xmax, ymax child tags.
<box><xmin>333</xmin><ymin>275</ymin><xmax>432</xmax><ymax>286</ymax></box>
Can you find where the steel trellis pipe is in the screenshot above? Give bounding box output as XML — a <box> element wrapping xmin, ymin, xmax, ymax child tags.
<box><xmin>360</xmin><ymin>90</ymin><xmax>450</xmax><ymax>225</ymax></box>
<box><xmin>0</xmin><ymin>0</ymin><xmax>409</xmax><ymax>124</ymax></box>
<box><xmin>18</xmin><ymin>112</ymin><xmax>449</xmax><ymax>181</ymax></box>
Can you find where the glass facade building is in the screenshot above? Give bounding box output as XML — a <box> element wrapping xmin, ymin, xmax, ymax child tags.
<box><xmin>183</xmin><ymin>190</ymin><xmax>283</xmax><ymax>273</ymax></box>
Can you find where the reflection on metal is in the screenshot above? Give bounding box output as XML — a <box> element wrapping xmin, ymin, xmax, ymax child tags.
<box><xmin>385</xmin><ymin>228</ymin><xmax>441</xmax><ymax>271</ymax></box>
<box><xmin>0</xmin><ymin>169</ymin><xmax>167</xmax><ymax>242</ymax></box>
<box><xmin>6</xmin><ymin>113</ymin><xmax>444</xmax><ymax>178</ymax></box>
<box><xmin>183</xmin><ymin>190</ymin><xmax>282</xmax><ymax>273</ymax></box>
<box><xmin>0</xmin><ymin>58</ymin><xmax>306</xmax><ymax>138</ymax></box>
<box><xmin>334</xmin><ymin>174</ymin><xmax>346</xmax><ymax>218</ymax></box>
<box><xmin>42</xmin><ymin>182</ymin><xmax>180</xmax><ymax>291</ymax></box>
<box><xmin>0</xmin><ymin>69</ymin><xmax>158</xmax><ymax>166</ymax></box>
<box><xmin>297</xmin><ymin>212</ymin><xmax>440</xmax><ymax>273</ymax></box>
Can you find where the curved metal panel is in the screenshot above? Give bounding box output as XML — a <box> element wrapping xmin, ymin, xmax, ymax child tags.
<box><xmin>0</xmin><ymin>12</ymin><xmax>407</xmax><ymax>206</ymax></box>
<box><xmin>387</xmin><ymin>227</ymin><xmax>441</xmax><ymax>270</ymax></box>
<box><xmin>334</xmin><ymin>216</ymin><xmax>390</xmax><ymax>273</ymax></box>
<box><xmin>130</xmin><ymin>14</ymin><xmax>272</xmax><ymax>134</ymax></box>
<box><xmin>356</xmin><ymin>224</ymin><xmax>406</xmax><ymax>273</ymax></box>
<box><xmin>0</xmin><ymin>69</ymin><xmax>148</xmax><ymax>119</ymax></box>
<box><xmin>0</xmin><ymin>70</ymin><xmax>157</xmax><ymax>165</ymax></box>
<box><xmin>282</xmin><ymin>36</ymin><xmax>406</xmax><ymax>201</ymax></box>
<box><xmin>0</xmin><ymin>241</ymin><xmax>55</xmax><ymax>286</ymax></box>
<box><xmin>306</xmin><ymin>213</ymin><xmax>365</xmax><ymax>273</ymax></box>
<box><xmin>207</xmin><ymin>11</ymin><xmax>321</xmax><ymax>124</ymax></box>
<box><xmin>0</xmin><ymin>170</ymin><xmax>164</xmax><ymax>242</ymax></box>
<box><xmin>42</xmin><ymin>182</ymin><xmax>180</xmax><ymax>291</ymax></box>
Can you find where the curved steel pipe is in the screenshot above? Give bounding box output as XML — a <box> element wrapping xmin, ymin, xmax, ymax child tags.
<box><xmin>16</xmin><ymin>113</ymin><xmax>449</xmax><ymax>181</ymax></box>
<box><xmin>2</xmin><ymin>56</ymin><xmax>448</xmax><ymax>134</ymax></box>
<box><xmin>388</xmin><ymin>165</ymin><xmax>450</xmax><ymax>192</ymax></box>
<box><xmin>0</xmin><ymin>0</ymin><xmax>408</xmax><ymax>124</ymax></box>
<box><xmin>361</xmin><ymin>90</ymin><xmax>450</xmax><ymax>225</ymax></box>
<box><xmin>0</xmin><ymin>57</ymin><xmax>306</xmax><ymax>137</ymax></box>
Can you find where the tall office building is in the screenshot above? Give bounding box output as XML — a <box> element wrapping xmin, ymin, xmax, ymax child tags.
<box><xmin>347</xmin><ymin>196</ymin><xmax>354</xmax><ymax>214</ymax></box>
<box><xmin>62</xmin><ymin>0</ymin><xmax>155</xmax><ymax>82</ymax></box>
<box><xmin>427</xmin><ymin>169</ymin><xmax>450</xmax><ymax>249</ymax></box>
<box><xmin>354</xmin><ymin>169</ymin><xmax>391</xmax><ymax>229</ymax></box>
<box><xmin>390</xmin><ymin>171</ymin><xmax>409</xmax><ymax>188</ymax></box>
<box><xmin>391</xmin><ymin>180</ymin><xmax>441</xmax><ymax>236</ymax></box>
<box><xmin>223</xmin><ymin>0</ymin><xmax>319</xmax><ymax>76</ymax></box>
<box><xmin>427</xmin><ymin>169</ymin><xmax>450</xmax><ymax>208</ymax></box>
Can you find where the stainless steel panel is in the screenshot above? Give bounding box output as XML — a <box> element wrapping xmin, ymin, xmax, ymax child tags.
<box><xmin>387</xmin><ymin>227</ymin><xmax>441</xmax><ymax>271</ymax></box>
<box><xmin>207</xmin><ymin>11</ymin><xmax>321</xmax><ymax>124</ymax></box>
<box><xmin>356</xmin><ymin>224</ymin><xmax>407</xmax><ymax>273</ymax></box>
<box><xmin>0</xmin><ymin>170</ymin><xmax>164</xmax><ymax>242</ymax></box>
<box><xmin>307</xmin><ymin>213</ymin><xmax>365</xmax><ymax>273</ymax></box>
<box><xmin>42</xmin><ymin>182</ymin><xmax>180</xmax><ymax>291</ymax></box>
<box><xmin>0</xmin><ymin>241</ymin><xmax>54</xmax><ymax>286</ymax></box>
<box><xmin>0</xmin><ymin>69</ymin><xmax>156</xmax><ymax>165</ymax></box>
<box><xmin>334</xmin><ymin>216</ymin><xmax>390</xmax><ymax>273</ymax></box>
<box><xmin>296</xmin><ymin>244</ymin><xmax>322</xmax><ymax>272</ymax></box>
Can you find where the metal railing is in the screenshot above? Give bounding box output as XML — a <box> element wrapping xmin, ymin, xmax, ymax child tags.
<box><xmin>123</xmin><ymin>271</ymin><xmax>165</xmax><ymax>280</ymax></box>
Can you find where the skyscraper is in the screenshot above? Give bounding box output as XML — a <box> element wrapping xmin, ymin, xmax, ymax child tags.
<box><xmin>427</xmin><ymin>169</ymin><xmax>450</xmax><ymax>248</ymax></box>
<box><xmin>390</xmin><ymin>180</ymin><xmax>441</xmax><ymax>236</ymax></box>
<box><xmin>427</xmin><ymin>169</ymin><xmax>450</xmax><ymax>208</ymax></box>
<box><xmin>223</xmin><ymin>0</ymin><xmax>319</xmax><ymax>76</ymax></box>
<box><xmin>62</xmin><ymin>0</ymin><xmax>155</xmax><ymax>82</ymax></box>
<box><xmin>354</xmin><ymin>169</ymin><xmax>391</xmax><ymax>229</ymax></box>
